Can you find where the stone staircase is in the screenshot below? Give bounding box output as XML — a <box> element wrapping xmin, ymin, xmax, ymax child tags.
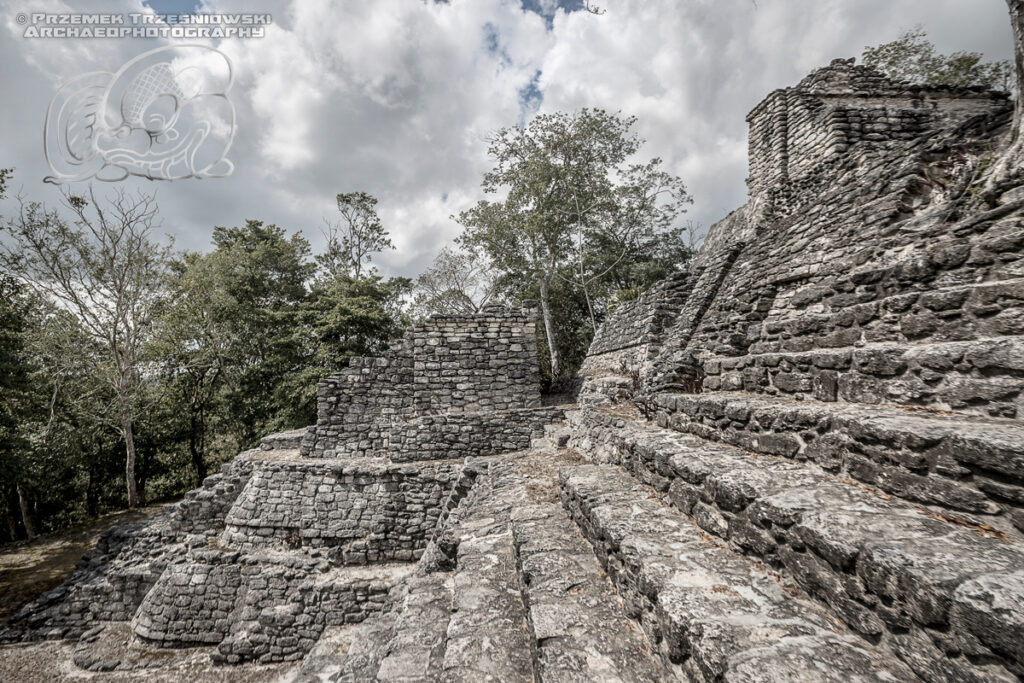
<box><xmin>559</xmin><ymin>463</ymin><xmax>917</xmax><ymax>682</ymax></box>
<box><xmin>552</xmin><ymin>59</ymin><xmax>1024</xmax><ymax>680</ymax></box>
<box><xmin>566</xmin><ymin>407</ymin><xmax>1024</xmax><ymax>681</ymax></box>
<box><xmin>296</xmin><ymin>412</ymin><xmax>979</xmax><ymax>682</ymax></box>
<box><xmin>650</xmin><ymin>391</ymin><xmax>1024</xmax><ymax>535</ymax></box>
<box><xmin>304</xmin><ymin>445</ymin><xmax>667</xmax><ymax>682</ymax></box>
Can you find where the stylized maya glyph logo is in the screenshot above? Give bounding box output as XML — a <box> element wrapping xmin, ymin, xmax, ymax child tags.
<box><xmin>44</xmin><ymin>45</ymin><xmax>235</xmax><ymax>184</ymax></box>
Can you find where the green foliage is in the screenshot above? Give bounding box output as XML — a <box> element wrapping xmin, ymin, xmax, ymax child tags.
<box><xmin>307</xmin><ymin>274</ymin><xmax>411</xmax><ymax>366</ymax></box>
<box><xmin>412</xmin><ymin>246</ymin><xmax>499</xmax><ymax>317</ymax></box>
<box><xmin>206</xmin><ymin>221</ymin><xmax>316</xmax><ymax>445</ymax></box>
<box><xmin>862</xmin><ymin>26</ymin><xmax>1014</xmax><ymax>90</ymax></box>
<box><xmin>0</xmin><ymin>190</ymin><xmax>411</xmax><ymax>542</ymax></box>
<box><xmin>320</xmin><ymin>192</ymin><xmax>395</xmax><ymax>279</ymax></box>
<box><xmin>457</xmin><ymin>108</ymin><xmax>693</xmax><ymax>379</ymax></box>
<box><xmin>1</xmin><ymin>189</ymin><xmax>170</xmax><ymax>508</ymax></box>
<box><xmin>0</xmin><ymin>275</ymin><xmax>31</xmax><ymax>490</ymax></box>
<box><xmin>0</xmin><ymin>168</ymin><xmax>11</xmax><ymax>199</ymax></box>
<box><xmin>1</xmin><ymin>285</ymin><xmax>128</xmax><ymax>537</ymax></box>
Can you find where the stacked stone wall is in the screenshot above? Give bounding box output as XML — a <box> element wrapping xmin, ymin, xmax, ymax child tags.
<box><xmin>584</xmin><ymin>270</ymin><xmax>692</xmax><ymax>358</ymax></box>
<box><xmin>302</xmin><ymin>305</ymin><xmax>542</xmax><ymax>459</ymax></box>
<box><xmin>388</xmin><ymin>406</ymin><xmax>563</xmax><ymax>462</ymax></box>
<box><xmin>410</xmin><ymin>311</ymin><xmax>541</xmax><ymax>414</ymax></box>
<box><xmin>131</xmin><ymin>549</ymin><xmax>400</xmax><ymax>663</ymax></box>
<box><xmin>746</xmin><ymin>59</ymin><xmax>1009</xmax><ymax>202</ymax></box>
<box><xmin>221</xmin><ymin>459</ymin><xmax>460</xmax><ymax>564</ymax></box>
<box><xmin>652</xmin><ymin>99</ymin><xmax>1014</xmax><ymax>390</ymax></box>
<box><xmin>303</xmin><ymin>352</ymin><xmax>413</xmax><ymax>458</ymax></box>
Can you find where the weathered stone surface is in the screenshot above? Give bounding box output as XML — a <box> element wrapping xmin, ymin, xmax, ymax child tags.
<box><xmin>511</xmin><ymin>503</ymin><xmax>663</xmax><ymax>682</ymax></box>
<box><xmin>950</xmin><ymin>571</ymin><xmax>1024</xmax><ymax>670</ymax></box>
<box><xmin>374</xmin><ymin>574</ymin><xmax>453</xmax><ymax>681</ymax></box>
<box><xmin>2</xmin><ymin>306</ymin><xmax>579</xmax><ymax>678</ymax></box>
<box><xmin>220</xmin><ymin>458</ymin><xmax>459</xmax><ymax>563</ymax></box>
<box><xmin>653</xmin><ymin>391</ymin><xmax>1024</xmax><ymax>526</ymax></box>
<box><xmin>302</xmin><ymin>305</ymin><xmax>545</xmax><ymax>459</ymax></box>
<box><xmin>567</xmin><ymin>408</ymin><xmax>1024</xmax><ymax>680</ymax></box>
<box><xmin>7</xmin><ymin>55</ymin><xmax>1024</xmax><ymax>683</ymax></box>
<box><xmin>559</xmin><ymin>463</ymin><xmax>915</xmax><ymax>681</ymax></box>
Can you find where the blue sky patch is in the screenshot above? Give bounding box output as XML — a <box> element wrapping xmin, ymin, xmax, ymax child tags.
<box><xmin>143</xmin><ymin>0</ymin><xmax>200</xmax><ymax>15</ymax></box>
<box><xmin>518</xmin><ymin>69</ymin><xmax>543</xmax><ymax>121</ymax></box>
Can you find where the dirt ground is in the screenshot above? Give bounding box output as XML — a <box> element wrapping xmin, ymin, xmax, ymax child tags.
<box><xmin>0</xmin><ymin>505</ymin><xmax>167</xmax><ymax>622</ymax></box>
<box><xmin>0</xmin><ymin>638</ymin><xmax>299</xmax><ymax>682</ymax></box>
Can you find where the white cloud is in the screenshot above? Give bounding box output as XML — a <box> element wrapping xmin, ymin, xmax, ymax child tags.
<box><xmin>0</xmin><ymin>0</ymin><xmax>1015</xmax><ymax>269</ymax></box>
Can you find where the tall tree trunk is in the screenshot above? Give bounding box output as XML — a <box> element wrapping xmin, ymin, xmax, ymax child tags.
<box><xmin>5</xmin><ymin>488</ymin><xmax>19</xmax><ymax>542</ymax></box>
<box><xmin>16</xmin><ymin>483</ymin><xmax>35</xmax><ymax>540</ymax></box>
<box><xmin>538</xmin><ymin>276</ymin><xmax>561</xmax><ymax>378</ymax></box>
<box><xmin>1009</xmin><ymin>0</ymin><xmax>1023</xmax><ymax>141</ymax></box>
<box><xmin>581</xmin><ymin>280</ymin><xmax>598</xmax><ymax>333</ymax></box>
<box><xmin>985</xmin><ymin>0</ymin><xmax>1024</xmax><ymax>200</ymax></box>
<box><xmin>86</xmin><ymin>463</ymin><xmax>98</xmax><ymax>517</ymax></box>
<box><xmin>122</xmin><ymin>414</ymin><xmax>140</xmax><ymax>508</ymax></box>
<box><xmin>189</xmin><ymin>410</ymin><xmax>208</xmax><ymax>484</ymax></box>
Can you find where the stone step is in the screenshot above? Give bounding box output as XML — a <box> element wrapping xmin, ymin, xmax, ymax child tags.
<box><xmin>335</xmin><ymin>453</ymin><xmax>666</xmax><ymax>682</ymax></box>
<box><xmin>530</xmin><ymin>435</ymin><xmax>552</xmax><ymax>450</ymax></box>
<box><xmin>747</xmin><ymin>277</ymin><xmax>1024</xmax><ymax>355</ymax></box>
<box><xmin>653</xmin><ymin>391</ymin><xmax>1024</xmax><ymax>533</ymax></box>
<box><xmin>510</xmin><ymin>503</ymin><xmax>666</xmax><ymax>682</ymax></box>
<box><xmin>439</xmin><ymin>459</ymin><xmax>535</xmax><ymax>682</ymax></box>
<box><xmin>702</xmin><ymin>336</ymin><xmax>1024</xmax><ymax>418</ymax></box>
<box><xmin>318</xmin><ymin>575</ymin><xmax>453</xmax><ymax>683</ymax></box>
<box><xmin>293</xmin><ymin>624</ymin><xmax>358</xmax><ymax>682</ymax></box>
<box><xmin>259</xmin><ymin>427</ymin><xmax>312</xmax><ymax>452</ymax></box>
<box><xmin>567</xmin><ymin>408</ymin><xmax>1024</xmax><ymax>681</ymax></box>
<box><xmin>558</xmin><ymin>463</ymin><xmax>919</xmax><ymax>682</ymax></box>
<box><xmin>543</xmin><ymin>421</ymin><xmax>571</xmax><ymax>448</ymax></box>
<box><xmin>374</xmin><ymin>574</ymin><xmax>454</xmax><ymax>681</ymax></box>
<box><xmin>331</xmin><ymin>609</ymin><xmax>400</xmax><ymax>682</ymax></box>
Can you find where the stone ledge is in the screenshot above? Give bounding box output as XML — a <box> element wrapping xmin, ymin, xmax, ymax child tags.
<box><xmin>131</xmin><ymin>555</ymin><xmax>413</xmax><ymax>663</ymax></box>
<box><xmin>558</xmin><ymin>463</ymin><xmax>917</xmax><ymax>682</ymax></box>
<box><xmin>702</xmin><ymin>336</ymin><xmax>1024</xmax><ymax>418</ymax></box>
<box><xmin>654</xmin><ymin>391</ymin><xmax>1024</xmax><ymax>529</ymax></box>
<box><xmin>567</xmin><ymin>409</ymin><xmax>1024</xmax><ymax>681</ymax></box>
<box><xmin>749</xmin><ymin>277</ymin><xmax>1024</xmax><ymax>357</ymax></box>
<box><xmin>510</xmin><ymin>502</ymin><xmax>664</xmax><ymax>681</ymax></box>
<box><xmin>389</xmin><ymin>406</ymin><xmax>565</xmax><ymax>463</ymax></box>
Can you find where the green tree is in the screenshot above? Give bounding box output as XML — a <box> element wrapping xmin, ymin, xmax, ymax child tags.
<box><xmin>205</xmin><ymin>220</ymin><xmax>316</xmax><ymax>446</ymax></box>
<box><xmin>307</xmin><ymin>274</ymin><xmax>410</xmax><ymax>366</ymax></box>
<box><xmin>0</xmin><ymin>286</ymin><xmax>127</xmax><ymax>538</ymax></box>
<box><xmin>320</xmin><ymin>192</ymin><xmax>395</xmax><ymax>280</ymax></box>
<box><xmin>149</xmin><ymin>252</ymin><xmax>235</xmax><ymax>484</ymax></box>
<box><xmin>862</xmin><ymin>26</ymin><xmax>1013</xmax><ymax>89</ymax></box>
<box><xmin>22</xmin><ymin>305</ymin><xmax>123</xmax><ymax>524</ymax></box>
<box><xmin>563</xmin><ymin>157</ymin><xmax>691</xmax><ymax>328</ymax></box>
<box><xmin>457</xmin><ymin>109</ymin><xmax>690</xmax><ymax>377</ymax></box>
<box><xmin>412</xmin><ymin>246</ymin><xmax>500</xmax><ymax>317</ymax></box>
<box><xmin>0</xmin><ymin>274</ymin><xmax>35</xmax><ymax>538</ymax></box>
<box><xmin>278</xmin><ymin>274</ymin><xmax>411</xmax><ymax>422</ymax></box>
<box><xmin>0</xmin><ymin>168</ymin><xmax>11</xmax><ymax>199</ymax></box>
<box><xmin>0</xmin><ymin>188</ymin><xmax>170</xmax><ymax>508</ymax></box>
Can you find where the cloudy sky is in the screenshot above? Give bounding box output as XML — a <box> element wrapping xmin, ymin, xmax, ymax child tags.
<box><xmin>0</xmin><ymin>0</ymin><xmax>1014</xmax><ymax>277</ymax></box>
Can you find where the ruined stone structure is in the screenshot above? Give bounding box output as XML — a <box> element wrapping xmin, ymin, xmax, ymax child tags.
<box><xmin>574</xmin><ymin>59</ymin><xmax>1024</xmax><ymax>682</ymax></box>
<box><xmin>4</xmin><ymin>59</ymin><xmax>1024</xmax><ymax>682</ymax></box>
<box><xmin>0</xmin><ymin>305</ymin><xmax>561</xmax><ymax>670</ymax></box>
<box><xmin>301</xmin><ymin>306</ymin><xmax>560</xmax><ymax>461</ymax></box>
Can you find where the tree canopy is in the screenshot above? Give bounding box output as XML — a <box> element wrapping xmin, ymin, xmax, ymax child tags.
<box><xmin>862</xmin><ymin>26</ymin><xmax>1013</xmax><ymax>90</ymax></box>
<box><xmin>456</xmin><ymin>108</ymin><xmax>692</xmax><ymax>379</ymax></box>
<box><xmin>0</xmin><ymin>187</ymin><xmax>410</xmax><ymax>541</ymax></box>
